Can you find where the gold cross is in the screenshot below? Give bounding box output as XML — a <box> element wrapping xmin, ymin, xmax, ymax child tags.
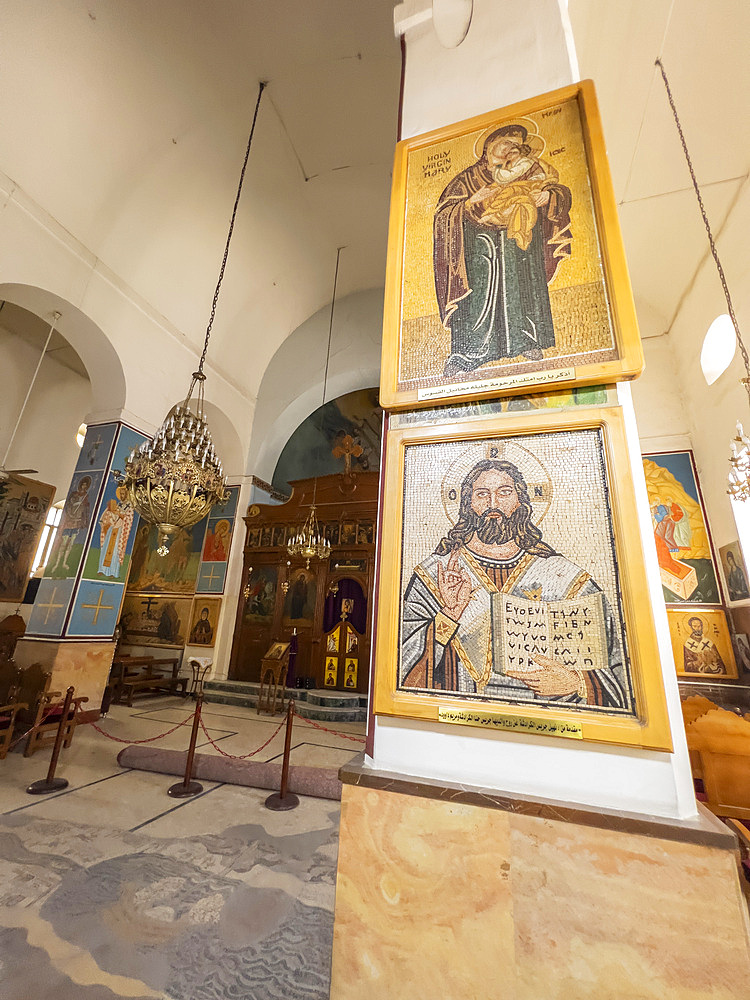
<box><xmin>82</xmin><ymin>588</ymin><xmax>114</xmax><ymax>625</ymax></box>
<box><xmin>201</xmin><ymin>564</ymin><xmax>223</xmax><ymax>589</ymax></box>
<box><xmin>37</xmin><ymin>586</ymin><xmax>65</xmax><ymax>625</ymax></box>
<box><xmin>332</xmin><ymin>434</ymin><xmax>363</xmax><ymax>474</ymax></box>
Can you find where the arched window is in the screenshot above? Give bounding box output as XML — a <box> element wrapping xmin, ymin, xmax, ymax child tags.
<box><xmin>701</xmin><ymin>314</ymin><xmax>736</xmax><ymax>385</ymax></box>
<box><xmin>31</xmin><ymin>500</ymin><xmax>64</xmax><ymax>575</ymax></box>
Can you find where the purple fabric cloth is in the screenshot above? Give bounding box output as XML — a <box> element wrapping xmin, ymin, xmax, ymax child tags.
<box><xmin>323</xmin><ymin>578</ymin><xmax>366</xmax><ymax>633</ymax></box>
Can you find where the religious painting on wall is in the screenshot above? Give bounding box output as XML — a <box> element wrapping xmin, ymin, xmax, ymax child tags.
<box><xmin>373</xmin><ymin>408</ymin><xmax>672</xmax><ymax>750</ymax></box>
<box><xmin>44</xmin><ymin>470</ymin><xmax>105</xmax><ymax>580</ymax></box>
<box><xmin>719</xmin><ymin>542</ymin><xmax>750</xmax><ymax>603</ymax></box>
<box><xmin>324</xmin><ymin>656</ymin><xmax>338</xmax><ymax>687</ymax></box>
<box><xmin>127</xmin><ymin>518</ymin><xmax>208</xmax><ymax>595</ymax></box>
<box><xmin>187</xmin><ymin>597</ymin><xmax>221</xmax><ymax>648</ymax></box>
<box><xmin>380</xmin><ymin>80</ymin><xmax>643</xmax><ymax>409</ymax></box>
<box><xmin>118</xmin><ymin>593</ymin><xmax>192</xmax><ymax>648</ymax></box>
<box><xmin>282</xmin><ymin>567</ymin><xmax>316</xmax><ymax>626</ymax></box>
<box><xmin>196</xmin><ymin>486</ymin><xmax>240</xmax><ymax>594</ymax></box>
<box><xmin>44</xmin><ymin>421</ymin><xmax>121</xmax><ymax>585</ymax></box>
<box><xmin>0</xmin><ymin>474</ymin><xmax>55</xmax><ymax>603</ymax></box>
<box><xmin>641</xmin><ymin>451</ymin><xmax>721</xmax><ymax>604</ymax></box>
<box><xmin>242</xmin><ymin>565</ymin><xmax>277</xmax><ymax>623</ymax></box>
<box><xmin>81</xmin><ymin>425</ymin><xmax>148</xmax><ymax>587</ymax></box>
<box><xmin>271</xmin><ymin>387</ymin><xmax>381</xmax><ymax>494</ymax></box>
<box><xmin>667</xmin><ymin>608</ymin><xmax>738</xmax><ymax>679</ymax></box>
<box><xmin>73</xmin><ymin>422</ymin><xmax>118</xmax><ymax>474</ymax></box>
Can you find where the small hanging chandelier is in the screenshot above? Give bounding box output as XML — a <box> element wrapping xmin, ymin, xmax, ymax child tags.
<box><xmin>656</xmin><ymin>60</ymin><xmax>750</xmax><ymax>501</ymax></box>
<box><xmin>287</xmin><ymin>247</ymin><xmax>345</xmax><ymax>568</ymax></box>
<box><xmin>287</xmin><ymin>506</ymin><xmax>329</xmax><ymax>568</ymax></box>
<box><xmin>117</xmin><ymin>82</ymin><xmax>267</xmax><ymax>554</ymax></box>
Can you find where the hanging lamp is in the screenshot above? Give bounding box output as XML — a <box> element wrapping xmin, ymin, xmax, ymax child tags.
<box><xmin>656</xmin><ymin>60</ymin><xmax>750</xmax><ymax>501</ymax></box>
<box><xmin>287</xmin><ymin>247</ymin><xmax>346</xmax><ymax>568</ymax></box>
<box><xmin>117</xmin><ymin>82</ymin><xmax>267</xmax><ymax>554</ymax></box>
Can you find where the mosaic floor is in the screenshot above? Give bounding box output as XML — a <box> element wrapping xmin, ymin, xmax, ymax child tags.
<box><xmin>0</xmin><ymin>696</ymin><xmax>364</xmax><ymax>999</ymax></box>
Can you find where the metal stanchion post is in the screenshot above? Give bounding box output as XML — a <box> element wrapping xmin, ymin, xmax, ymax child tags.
<box><xmin>27</xmin><ymin>686</ymin><xmax>74</xmax><ymax>795</ymax></box>
<box><xmin>168</xmin><ymin>694</ymin><xmax>204</xmax><ymax>798</ymax></box>
<box><xmin>265</xmin><ymin>698</ymin><xmax>299</xmax><ymax>811</ymax></box>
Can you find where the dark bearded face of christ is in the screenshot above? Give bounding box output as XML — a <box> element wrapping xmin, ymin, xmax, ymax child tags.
<box><xmin>439</xmin><ymin>460</ymin><xmax>555</xmax><ymax>559</ymax></box>
<box><xmin>470</xmin><ymin>469</ymin><xmax>522</xmax><ymax>545</ymax></box>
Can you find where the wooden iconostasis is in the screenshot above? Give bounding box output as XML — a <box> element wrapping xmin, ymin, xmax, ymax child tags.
<box><xmin>229</xmin><ymin>472</ymin><xmax>378</xmax><ymax>692</ymax></box>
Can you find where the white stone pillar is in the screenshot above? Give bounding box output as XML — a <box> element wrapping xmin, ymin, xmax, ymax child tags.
<box><xmin>369</xmin><ymin>0</ymin><xmax>697</xmax><ymax>820</ymax></box>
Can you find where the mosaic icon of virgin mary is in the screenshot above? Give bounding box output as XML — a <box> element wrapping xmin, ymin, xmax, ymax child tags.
<box><xmin>433</xmin><ymin>122</ymin><xmax>572</xmax><ymax>375</ymax></box>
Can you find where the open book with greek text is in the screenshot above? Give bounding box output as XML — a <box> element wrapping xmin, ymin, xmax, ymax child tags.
<box><xmin>492</xmin><ymin>591</ymin><xmax>608</xmax><ymax>675</ymax></box>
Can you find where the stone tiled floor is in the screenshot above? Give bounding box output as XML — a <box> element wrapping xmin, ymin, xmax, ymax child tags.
<box><xmin>0</xmin><ymin>696</ymin><xmax>365</xmax><ymax>999</ymax></box>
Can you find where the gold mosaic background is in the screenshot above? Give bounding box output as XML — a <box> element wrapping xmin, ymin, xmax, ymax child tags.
<box><xmin>399</xmin><ymin>95</ymin><xmax>616</xmax><ymax>385</ymax></box>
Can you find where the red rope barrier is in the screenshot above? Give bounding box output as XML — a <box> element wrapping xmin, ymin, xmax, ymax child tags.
<box><xmin>296</xmin><ymin>714</ymin><xmax>366</xmax><ymax>743</ymax></box>
<box><xmin>198</xmin><ymin>714</ymin><xmax>286</xmax><ymax>760</ymax></box>
<box><xmin>87</xmin><ymin>712</ymin><xmax>195</xmax><ymax>745</ymax></box>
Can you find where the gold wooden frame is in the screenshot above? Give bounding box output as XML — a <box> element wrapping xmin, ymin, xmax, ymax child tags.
<box><xmin>373</xmin><ymin>407</ymin><xmax>672</xmax><ymax>750</ymax></box>
<box><xmin>380</xmin><ymin>80</ymin><xmax>643</xmax><ymax>409</ymax></box>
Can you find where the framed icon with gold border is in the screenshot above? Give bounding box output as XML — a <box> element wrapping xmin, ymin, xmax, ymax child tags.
<box><xmin>373</xmin><ymin>406</ymin><xmax>671</xmax><ymax>750</ymax></box>
<box><xmin>380</xmin><ymin>80</ymin><xmax>643</xmax><ymax>409</ymax></box>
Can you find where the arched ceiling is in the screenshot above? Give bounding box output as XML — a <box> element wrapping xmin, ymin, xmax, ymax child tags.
<box><xmin>1</xmin><ymin>0</ymin><xmax>747</xmax><ymax>403</ymax></box>
<box><xmin>0</xmin><ymin>1</ymin><xmax>401</xmax><ymax>398</ymax></box>
<box><xmin>569</xmin><ymin>0</ymin><xmax>750</xmax><ymax>341</ymax></box>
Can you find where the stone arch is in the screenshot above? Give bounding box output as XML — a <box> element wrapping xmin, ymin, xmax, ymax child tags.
<box><xmin>0</xmin><ymin>283</ymin><xmax>127</xmax><ymax>416</ymax></box>
<box><xmin>247</xmin><ymin>288</ymin><xmax>383</xmax><ymax>482</ymax></box>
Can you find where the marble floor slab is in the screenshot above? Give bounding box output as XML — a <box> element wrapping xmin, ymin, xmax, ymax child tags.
<box><xmin>0</xmin><ymin>696</ymin><xmax>363</xmax><ymax>999</ymax></box>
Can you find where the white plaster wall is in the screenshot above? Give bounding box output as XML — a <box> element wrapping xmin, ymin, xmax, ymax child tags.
<box><xmin>0</xmin><ymin>175</ymin><xmax>254</xmax><ymax>453</ymax></box>
<box><xmin>632</xmin><ymin>334</ymin><xmax>691</xmax><ymax>451</ymax></box>
<box><xmin>370</xmin><ymin>0</ymin><xmax>698</xmax><ymax>819</ymax></box>
<box><xmin>664</xmin><ymin>178</ymin><xmax>750</xmax><ymax>552</ymax></box>
<box><xmin>397</xmin><ymin>0</ymin><xmax>577</xmax><ymax>139</ymax></box>
<box><xmin>0</xmin><ymin>326</ymin><xmax>92</xmax><ymax>491</ymax></box>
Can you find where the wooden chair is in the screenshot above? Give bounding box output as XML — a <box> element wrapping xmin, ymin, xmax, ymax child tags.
<box><xmin>11</xmin><ymin>663</ymin><xmax>87</xmax><ymax>758</ymax></box>
<box><xmin>0</xmin><ymin>658</ymin><xmax>26</xmax><ymax>760</ymax></box>
<box><xmin>23</xmin><ymin>688</ymin><xmax>89</xmax><ymax>758</ymax></box>
<box><xmin>0</xmin><ymin>630</ymin><xmax>27</xmax><ymax>760</ymax></box>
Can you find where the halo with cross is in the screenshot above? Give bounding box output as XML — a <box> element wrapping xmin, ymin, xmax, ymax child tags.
<box><xmin>440</xmin><ymin>439</ymin><xmax>553</xmax><ymax>527</ymax></box>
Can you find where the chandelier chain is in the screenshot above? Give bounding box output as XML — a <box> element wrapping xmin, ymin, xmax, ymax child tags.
<box><xmin>655</xmin><ymin>58</ymin><xmax>750</xmax><ymax>399</ymax></box>
<box><xmin>322</xmin><ymin>246</ymin><xmax>344</xmax><ymax>409</ymax></box>
<box><xmin>197</xmin><ymin>80</ymin><xmax>267</xmax><ymax>377</ymax></box>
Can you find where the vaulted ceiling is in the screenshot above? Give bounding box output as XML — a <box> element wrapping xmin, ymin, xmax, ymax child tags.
<box><xmin>0</xmin><ymin>1</ymin><xmax>400</xmax><ymax>397</ymax></box>
<box><xmin>1</xmin><ymin>1</ymin><xmax>747</xmax><ymax>390</ymax></box>
<box><xmin>570</xmin><ymin>0</ymin><xmax>750</xmax><ymax>341</ymax></box>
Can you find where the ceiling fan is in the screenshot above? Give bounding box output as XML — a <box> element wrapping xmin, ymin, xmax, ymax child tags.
<box><xmin>0</xmin><ymin>308</ymin><xmax>61</xmax><ymax>484</ymax></box>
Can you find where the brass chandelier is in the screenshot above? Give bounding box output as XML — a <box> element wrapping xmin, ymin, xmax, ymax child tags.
<box><xmin>287</xmin><ymin>247</ymin><xmax>345</xmax><ymax>568</ymax></box>
<box><xmin>117</xmin><ymin>82</ymin><xmax>267</xmax><ymax>554</ymax></box>
<box><xmin>656</xmin><ymin>60</ymin><xmax>750</xmax><ymax>501</ymax></box>
<box><xmin>286</xmin><ymin>505</ymin><xmax>330</xmax><ymax>568</ymax></box>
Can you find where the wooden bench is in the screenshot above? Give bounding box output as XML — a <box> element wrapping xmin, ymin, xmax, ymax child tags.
<box><xmin>115</xmin><ymin>656</ymin><xmax>187</xmax><ymax>706</ymax></box>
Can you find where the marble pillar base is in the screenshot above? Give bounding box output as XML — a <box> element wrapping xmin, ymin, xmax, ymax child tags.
<box><xmin>14</xmin><ymin>637</ymin><xmax>115</xmax><ymax>717</ymax></box>
<box><xmin>330</xmin><ymin>769</ymin><xmax>750</xmax><ymax>999</ymax></box>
